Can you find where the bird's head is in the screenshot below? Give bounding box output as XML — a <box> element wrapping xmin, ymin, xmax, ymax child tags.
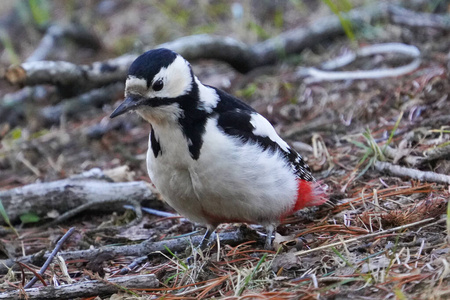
<box><xmin>110</xmin><ymin>48</ymin><xmax>194</xmax><ymax>121</ymax></box>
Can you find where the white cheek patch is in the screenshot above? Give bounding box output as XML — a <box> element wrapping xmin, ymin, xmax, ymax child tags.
<box><xmin>147</xmin><ymin>55</ymin><xmax>193</xmax><ymax>99</ymax></box>
<box><xmin>250</xmin><ymin>113</ymin><xmax>290</xmax><ymax>152</ymax></box>
<box><xmin>125</xmin><ymin>77</ymin><xmax>147</xmax><ymax>95</ymax></box>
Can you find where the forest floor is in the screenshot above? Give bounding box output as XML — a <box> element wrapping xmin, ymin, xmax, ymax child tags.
<box><xmin>0</xmin><ymin>1</ymin><xmax>449</xmax><ymax>299</ymax></box>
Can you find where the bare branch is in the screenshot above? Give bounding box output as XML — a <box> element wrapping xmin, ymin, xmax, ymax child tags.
<box><xmin>24</xmin><ymin>227</ymin><xmax>76</xmax><ymax>289</ymax></box>
<box><xmin>299</xmin><ymin>43</ymin><xmax>421</xmax><ymax>83</ymax></box>
<box><xmin>0</xmin><ymin>171</ymin><xmax>154</xmax><ymax>225</ymax></box>
<box><xmin>0</xmin><ymin>226</ymin><xmax>262</xmax><ymax>274</ymax></box>
<box><xmin>4</xmin><ymin>2</ymin><xmax>394</xmax><ymax>89</ymax></box>
<box><xmin>40</xmin><ymin>82</ymin><xmax>124</xmax><ymax>125</ymax></box>
<box><xmin>374</xmin><ymin>161</ymin><xmax>450</xmax><ymax>184</ymax></box>
<box><xmin>389</xmin><ymin>6</ymin><xmax>450</xmax><ymax>30</ymax></box>
<box><xmin>26</xmin><ymin>23</ymin><xmax>101</xmax><ymax>62</ymax></box>
<box><xmin>0</xmin><ymin>274</ymin><xmax>158</xmax><ymax>300</ymax></box>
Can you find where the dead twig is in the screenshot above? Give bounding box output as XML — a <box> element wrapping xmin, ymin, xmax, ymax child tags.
<box><xmin>24</xmin><ymin>227</ymin><xmax>76</xmax><ymax>289</ymax></box>
<box><xmin>26</xmin><ymin>23</ymin><xmax>101</xmax><ymax>63</ymax></box>
<box><xmin>298</xmin><ymin>43</ymin><xmax>421</xmax><ymax>83</ymax></box>
<box><xmin>389</xmin><ymin>6</ymin><xmax>450</xmax><ymax>30</ymax></box>
<box><xmin>0</xmin><ymin>274</ymin><xmax>158</xmax><ymax>300</ymax></box>
<box><xmin>39</xmin><ymin>82</ymin><xmax>125</xmax><ymax>125</ymax></box>
<box><xmin>374</xmin><ymin>161</ymin><xmax>450</xmax><ymax>184</ymax></box>
<box><xmin>0</xmin><ymin>169</ymin><xmax>154</xmax><ymax>225</ymax></box>
<box><xmin>421</xmin><ymin>145</ymin><xmax>450</xmax><ymax>166</ymax></box>
<box><xmin>294</xmin><ymin>217</ymin><xmax>435</xmax><ymax>257</ymax></box>
<box><xmin>5</xmin><ymin>1</ymin><xmax>394</xmax><ymax>88</ymax></box>
<box><xmin>0</xmin><ymin>226</ymin><xmax>263</xmax><ymax>274</ymax></box>
<box><xmin>384</xmin><ymin>144</ymin><xmax>450</xmax><ymax>167</ymax></box>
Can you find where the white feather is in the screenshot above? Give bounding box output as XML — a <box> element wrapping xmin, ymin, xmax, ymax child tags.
<box><xmin>249</xmin><ymin>113</ymin><xmax>290</xmax><ymax>152</ymax></box>
<box><xmin>146</xmin><ymin>117</ymin><xmax>298</xmax><ymax>226</ymax></box>
<box><xmin>196</xmin><ymin>77</ymin><xmax>219</xmax><ymax>112</ymax></box>
<box><xmin>125</xmin><ymin>55</ymin><xmax>193</xmax><ymax>100</ymax></box>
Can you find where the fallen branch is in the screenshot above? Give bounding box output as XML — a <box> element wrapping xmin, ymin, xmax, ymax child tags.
<box><xmin>39</xmin><ymin>82</ymin><xmax>124</xmax><ymax>125</ymax></box>
<box><xmin>24</xmin><ymin>227</ymin><xmax>76</xmax><ymax>289</ymax></box>
<box><xmin>0</xmin><ymin>169</ymin><xmax>154</xmax><ymax>225</ymax></box>
<box><xmin>389</xmin><ymin>5</ymin><xmax>450</xmax><ymax>30</ymax></box>
<box><xmin>26</xmin><ymin>23</ymin><xmax>101</xmax><ymax>63</ymax></box>
<box><xmin>421</xmin><ymin>144</ymin><xmax>450</xmax><ymax>166</ymax></box>
<box><xmin>0</xmin><ymin>226</ymin><xmax>262</xmax><ymax>274</ymax></box>
<box><xmin>5</xmin><ymin>2</ymin><xmax>393</xmax><ymax>88</ymax></box>
<box><xmin>294</xmin><ymin>217</ymin><xmax>435</xmax><ymax>257</ymax></box>
<box><xmin>383</xmin><ymin>144</ymin><xmax>450</xmax><ymax>167</ymax></box>
<box><xmin>5</xmin><ymin>55</ymin><xmax>132</xmax><ymax>93</ymax></box>
<box><xmin>383</xmin><ymin>145</ymin><xmax>423</xmax><ymax>166</ymax></box>
<box><xmin>0</xmin><ymin>274</ymin><xmax>158</xmax><ymax>300</ymax></box>
<box><xmin>374</xmin><ymin>161</ymin><xmax>450</xmax><ymax>184</ymax></box>
<box><xmin>0</xmin><ymin>86</ymin><xmax>57</xmax><ymax>127</ymax></box>
<box><xmin>298</xmin><ymin>43</ymin><xmax>421</xmax><ymax>83</ymax></box>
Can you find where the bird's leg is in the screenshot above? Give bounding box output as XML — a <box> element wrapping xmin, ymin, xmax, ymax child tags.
<box><xmin>199</xmin><ymin>224</ymin><xmax>216</xmax><ymax>249</ymax></box>
<box><xmin>187</xmin><ymin>225</ymin><xmax>217</xmax><ymax>265</ymax></box>
<box><xmin>264</xmin><ymin>224</ymin><xmax>275</xmax><ymax>250</ymax></box>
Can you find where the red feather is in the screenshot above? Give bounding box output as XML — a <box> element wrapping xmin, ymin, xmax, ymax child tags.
<box><xmin>293</xmin><ymin>179</ymin><xmax>328</xmax><ymax>211</ymax></box>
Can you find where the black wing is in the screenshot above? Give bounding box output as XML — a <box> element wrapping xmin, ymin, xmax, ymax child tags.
<box><xmin>212</xmin><ymin>88</ymin><xmax>314</xmax><ymax>182</ymax></box>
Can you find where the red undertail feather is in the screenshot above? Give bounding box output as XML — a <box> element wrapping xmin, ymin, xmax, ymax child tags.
<box><xmin>293</xmin><ymin>179</ymin><xmax>328</xmax><ymax>211</ymax></box>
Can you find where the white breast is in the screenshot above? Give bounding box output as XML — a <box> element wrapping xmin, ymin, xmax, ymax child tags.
<box><xmin>147</xmin><ymin>117</ymin><xmax>298</xmax><ymax>226</ymax></box>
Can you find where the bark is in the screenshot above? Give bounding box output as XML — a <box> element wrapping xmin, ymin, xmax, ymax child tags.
<box><xmin>0</xmin><ymin>172</ymin><xmax>154</xmax><ymax>225</ymax></box>
<box><xmin>374</xmin><ymin>161</ymin><xmax>450</xmax><ymax>184</ymax></box>
<box><xmin>0</xmin><ymin>225</ymin><xmax>262</xmax><ymax>274</ymax></box>
<box><xmin>0</xmin><ymin>274</ymin><xmax>158</xmax><ymax>300</ymax></box>
<box><xmin>5</xmin><ymin>2</ymin><xmax>394</xmax><ymax>89</ymax></box>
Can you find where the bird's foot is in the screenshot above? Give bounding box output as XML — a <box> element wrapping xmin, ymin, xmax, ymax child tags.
<box><xmin>264</xmin><ymin>224</ymin><xmax>275</xmax><ymax>250</ymax></box>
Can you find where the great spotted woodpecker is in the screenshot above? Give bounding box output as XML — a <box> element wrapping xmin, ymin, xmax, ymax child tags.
<box><xmin>110</xmin><ymin>48</ymin><xmax>327</xmax><ymax>248</ymax></box>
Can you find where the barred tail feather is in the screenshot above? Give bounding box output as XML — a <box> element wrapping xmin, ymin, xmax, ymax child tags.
<box><xmin>293</xmin><ymin>179</ymin><xmax>328</xmax><ymax>211</ymax></box>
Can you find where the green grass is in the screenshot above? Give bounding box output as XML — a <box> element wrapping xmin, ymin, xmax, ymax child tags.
<box><xmin>351</xmin><ymin>111</ymin><xmax>404</xmax><ymax>179</ymax></box>
<box><xmin>0</xmin><ymin>30</ymin><xmax>20</xmax><ymax>65</ymax></box>
<box><xmin>321</xmin><ymin>0</ymin><xmax>355</xmax><ymax>42</ymax></box>
<box><xmin>237</xmin><ymin>253</ymin><xmax>267</xmax><ymax>296</ymax></box>
<box><xmin>0</xmin><ymin>199</ymin><xmax>19</xmax><ymax>237</ymax></box>
<box><xmin>28</xmin><ymin>0</ymin><xmax>50</xmax><ymax>27</ymax></box>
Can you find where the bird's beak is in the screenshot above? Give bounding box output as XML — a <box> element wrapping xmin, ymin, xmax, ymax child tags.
<box><xmin>110</xmin><ymin>95</ymin><xmax>141</xmax><ymax>118</ymax></box>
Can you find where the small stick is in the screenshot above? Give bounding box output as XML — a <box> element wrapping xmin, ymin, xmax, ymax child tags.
<box><xmin>24</xmin><ymin>227</ymin><xmax>76</xmax><ymax>289</ymax></box>
<box><xmin>118</xmin><ymin>256</ymin><xmax>148</xmax><ymax>275</ymax></box>
<box><xmin>294</xmin><ymin>218</ymin><xmax>435</xmax><ymax>257</ymax></box>
<box><xmin>374</xmin><ymin>161</ymin><xmax>450</xmax><ymax>184</ymax></box>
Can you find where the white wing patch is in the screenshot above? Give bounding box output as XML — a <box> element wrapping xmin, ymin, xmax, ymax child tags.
<box><xmin>196</xmin><ymin>77</ymin><xmax>219</xmax><ymax>112</ymax></box>
<box><xmin>249</xmin><ymin>113</ymin><xmax>290</xmax><ymax>152</ymax></box>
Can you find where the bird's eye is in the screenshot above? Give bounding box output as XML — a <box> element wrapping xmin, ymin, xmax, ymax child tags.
<box><xmin>152</xmin><ymin>79</ymin><xmax>164</xmax><ymax>91</ymax></box>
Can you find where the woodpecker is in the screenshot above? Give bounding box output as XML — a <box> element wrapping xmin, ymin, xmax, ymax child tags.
<box><xmin>110</xmin><ymin>48</ymin><xmax>327</xmax><ymax>249</ymax></box>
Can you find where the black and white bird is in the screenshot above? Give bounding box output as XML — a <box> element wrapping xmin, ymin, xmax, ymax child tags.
<box><xmin>110</xmin><ymin>48</ymin><xmax>327</xmax><ymax>248</ymax></box>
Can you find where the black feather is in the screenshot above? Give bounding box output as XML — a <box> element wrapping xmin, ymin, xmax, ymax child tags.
<box><xmin>128</xmin><ymin>49</ymin><xmax>313</xmax><ymax>181</ymax></box>
<box><xmin>128</xmin><ymin>49</ymin><xmax>177</xmax><ymax>86</ymax></box>
<box><xmin>150</xmin><ymin>127</ymin><xmax>162</xmax><ymax>158</ymax></box>
<box><xmin>176</xmin><ymin>82</ymin><xmax>208</xmax><ymax>160</ymax></box>
<box><xmin>212</xmin><ymin>89</ymin><xmax>313</xmax><ymax>181</ymax></box>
